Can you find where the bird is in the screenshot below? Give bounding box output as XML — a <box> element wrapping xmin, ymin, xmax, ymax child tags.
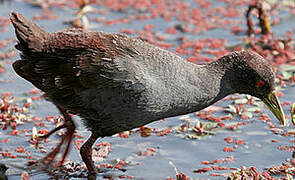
<box><xmin>10</xmin><ymin>12</ymin><xmax>285</xmax><ymax>179</ymax></box>
<box><xmin>0</xmin><ymin>163</ymin><xmax>8</xmax><ymax>180</ymax></box>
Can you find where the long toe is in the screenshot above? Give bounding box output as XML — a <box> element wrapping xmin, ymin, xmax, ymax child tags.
<box><xmin>39</xmin><ymin>106</ymin><xmax>76</xmax><ymax>166</ymax></box>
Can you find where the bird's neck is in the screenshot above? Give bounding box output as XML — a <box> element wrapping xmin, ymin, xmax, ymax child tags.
<box><xmin>160</xmin><ymin>57</ymin><xmax>235</xmax><ymax>118</ymax></box>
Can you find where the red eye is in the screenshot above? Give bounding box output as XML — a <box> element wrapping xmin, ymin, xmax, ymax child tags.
<box><xmin>257</xmin><ymin>80</ymin><xmax>265</xmax><ymax>87</ymax></box>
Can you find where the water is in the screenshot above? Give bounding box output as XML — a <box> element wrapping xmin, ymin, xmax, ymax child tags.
<box><xmin>0</xmin><ymin>0</ymin><xmax>295</xmax><ymax>179</ymax></box>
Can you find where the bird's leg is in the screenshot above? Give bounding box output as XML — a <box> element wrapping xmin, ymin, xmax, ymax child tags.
<box><xmin>59</xmin><ymin>122</ymin><xmax>75</xmax><ymax>165</ymax></box>
<box><xmin>39</xmin><ymin>123</ymin><xmax>67</xmax><ymax>139</ymax></box>
<box><xmin>40</xmin><ymin>106</ymin><xmax>76</xmax><ymax>166</ymax></box>
<box><xmin>80</xmin><ymin>133</ymin><xmax>99</xmax><ymax>178</ymax></box>
<box><xmin>39</xmin><ymin>106</ymin><xmax>72</xmax><ymax>140</ymax></box>
<box><xmin>41</xmin><ymin>132</ymin><xmax>66</xmax><ymax>164</ymax></box>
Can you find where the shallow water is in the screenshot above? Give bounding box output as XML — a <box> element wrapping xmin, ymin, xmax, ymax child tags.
<box><xmin>0</xmin><ymin>0</ymin><xmax>295</xmax><ymax>179</ymax></box>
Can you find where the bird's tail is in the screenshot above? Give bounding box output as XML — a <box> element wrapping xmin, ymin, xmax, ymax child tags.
<box><xmin>10</xmin><ymin>12</ymin><xmax>48</xmax><ymax>52</ymax></box>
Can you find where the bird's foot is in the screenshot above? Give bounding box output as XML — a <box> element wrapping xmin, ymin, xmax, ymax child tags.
<box><xmin>38</xmin><ymin>123</ymin><xmax>67</xmax><ymax>139</ymax></box>
<box><xmin>35</xmin><ymin>106</ymin><xmax>76</xmax><ymax>167</ymax></box>
<box><xmin>41</xmin><ymin>124</ymin><xmax>75</xmax><ymax>166</ymax></box>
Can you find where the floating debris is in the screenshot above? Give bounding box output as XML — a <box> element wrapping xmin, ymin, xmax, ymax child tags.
<box><xmin>65</xmin><ymin>0</ymin><xmax>95</xmax><ymax>29</ymax></box>
<box><xmin>291</xmin><ymin>103</ymin><xmax>295</xmax><ymax>126</ymax></box>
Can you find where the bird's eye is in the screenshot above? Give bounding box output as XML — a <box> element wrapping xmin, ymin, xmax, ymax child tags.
<box><xmin>257</xmin><ymin>80</ymin><xmax>265</xmax><ymax>87</ymax></box>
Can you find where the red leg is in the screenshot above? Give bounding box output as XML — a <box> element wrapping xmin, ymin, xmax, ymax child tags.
<box><xmin>39</xmin><ymin>106</ymin><xmax>73</xmax><ymax>139</ymax></box>
<box><xmin>40</xmin><ymin>106</ymin><xmax>76</xmax><ymax>166</ymax></box>
<box><xmin>42</xmin><ymin>133</ymin><xmax>66</xmax><ymax>164</ymax></box>
<box><xmin>80</xmin><ymin>133</ymin><xmax>99</xmax><ymax>178</ymax></box>
<box><xmin>39</xmin><ymin>123</ymin><xmax>67</xmax><ymax>139</ymax></box>
<box><xmin>59</xmin><ymin>123</ymin><xmax>75</xmax><ymax>165</ymax></box>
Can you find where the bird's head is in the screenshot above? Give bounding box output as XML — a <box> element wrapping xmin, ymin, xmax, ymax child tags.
<box><xmin>218</xmin><ymin>50</ymin><xmax>285</xmax><ymax>126</ymax></box>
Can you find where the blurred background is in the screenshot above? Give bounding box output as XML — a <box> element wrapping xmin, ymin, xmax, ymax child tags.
<box><xmin>0</xmin><ymin>0</ymin><xmax>295</xmax><ymax>179</ymax></box>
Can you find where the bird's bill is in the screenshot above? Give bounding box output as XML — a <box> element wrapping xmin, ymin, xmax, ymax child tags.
<box><xmin>262</xmin><ymin>91</ymin><xmax>286</xmax><ymax>126</ymax></box>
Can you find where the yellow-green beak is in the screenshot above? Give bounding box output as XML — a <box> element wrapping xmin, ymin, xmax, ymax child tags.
<box><xmin>262</xmin><ymin>91</ymin><xmax>286</xmax><ymax>126</ymax></box>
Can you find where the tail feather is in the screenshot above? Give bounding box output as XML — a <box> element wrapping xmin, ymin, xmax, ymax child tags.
<box><xmin>10</xmin><ymin>12</ymin><xmax>48</xmax><ymax>52</ymax></box>
<box><xmin>13</xmin><ymin>60</ymin><xmax>44</xmax><ymax>89</ymax></box>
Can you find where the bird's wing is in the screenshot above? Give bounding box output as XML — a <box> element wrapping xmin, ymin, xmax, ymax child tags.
<box><xmin>13</xmin><ymin>31</ymin><xmax>144</xmax><ymax>103</ymax></box>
